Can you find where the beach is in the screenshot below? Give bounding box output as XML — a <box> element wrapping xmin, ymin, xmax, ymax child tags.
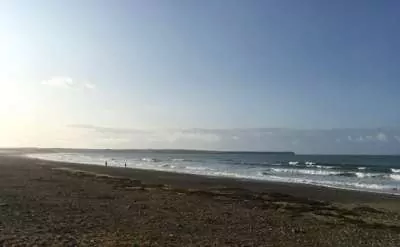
<box><xmin>0</xmin><ymin>155</ymin><xmax>400</xmax><ymax>246</ymax></box>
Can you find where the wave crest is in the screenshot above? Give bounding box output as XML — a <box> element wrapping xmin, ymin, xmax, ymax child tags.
<box><xmin>141</xmin><ymin>157</ymin><xmax>159</xmax><ymax>162</ymax></box>
<box><xmin>390</xmin><ymin>174</ymin><xmax>400</xmax><ymax>181</ymax></box>
<box><xmin>271</xmin><ymin>168</ymin><xmax>341</xmax><ymax>176</ymax></box>
<box><xmin>391</xmin><ymin>168</ymin><xmax>400</xmax><ymax>173</ymax></box>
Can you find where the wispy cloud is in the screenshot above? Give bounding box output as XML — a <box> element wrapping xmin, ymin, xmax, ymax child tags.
<box><xmin>376</xmin><ymin>132</ymin><xmax>388</xmax><ymax>142</ymax></box>
<box><xmin>84</xmin><ymin>83</ymin><xmax>96</xmax><ymax>89</ymax></box>
<box><xmin>166</xmin><ymin>131</ymin><xmax>220</xmax><ymax>143</ymax></box>
<box><xmin>41</xmin><ymin>77</ymin><xmax>96</xmax><ymax>90</ymax></box>
<box><xmin>346</xmin><ymin>132</ymin><xmax>388</xmax><ymax>143</ymax></box>
<box><xmin>68</xmin><ymin>125</ymin><xmax>220</xmax><ymax>143</ymax></box>
<box><xmin>68</xmin><ymin>124</ymin><xmax>148</xmax><ymax>134</ymax></box>
<box><xmin>42</xmin><ymin>77</ymin><xmax>75</xmax><ymax>88</ymax></box>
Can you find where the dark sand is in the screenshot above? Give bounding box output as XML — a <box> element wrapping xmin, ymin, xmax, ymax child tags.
<box><xmin>1</xmin><ymin>155</ymin><xmax>400</xmax><ymax>246</ymax></box>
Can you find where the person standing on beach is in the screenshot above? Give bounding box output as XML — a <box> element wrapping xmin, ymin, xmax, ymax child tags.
<box><xmin>124</xmin><ymin>161</ymin><xmax>127</xmax><ymax>168</ymax></box>
<box><xmin>105</xmin><ymin>161</ymin><xmax>108</xmax><ymax>167</ymax></box>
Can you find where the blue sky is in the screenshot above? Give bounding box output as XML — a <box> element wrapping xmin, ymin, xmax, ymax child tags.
<box><xmin>1</xmin><ymin>0</ymin><xmax>400</xmax><ymax>153</ymax></box>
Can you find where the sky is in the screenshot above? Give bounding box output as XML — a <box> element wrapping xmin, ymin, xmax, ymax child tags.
<box><xmin>1</xmin><ymin>0</ymin><xmax>400</xmax><ymax>154</ymax></box>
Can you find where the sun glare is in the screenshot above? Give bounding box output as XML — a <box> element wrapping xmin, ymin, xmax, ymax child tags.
<box><xmin>0</xmin><ymin>83</ymin><xmax>33</xmax><ymax>118</ymax></box>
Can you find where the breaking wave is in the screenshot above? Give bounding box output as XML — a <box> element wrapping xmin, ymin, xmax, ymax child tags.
<box><xmin>26</xmin><ymin>152</ymin><xmax>400</xmax><ymax>196</ymax></box>
<box><xmin>391</xmin><ymin>168</ymin><xmax>400</xmax><ymax>173</ymax></box>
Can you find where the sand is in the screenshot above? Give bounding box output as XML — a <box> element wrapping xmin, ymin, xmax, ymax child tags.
<box><xmin>0</xmin><ymin>155</ymin><xmax>400</xmax><ymax>246</ymax></box>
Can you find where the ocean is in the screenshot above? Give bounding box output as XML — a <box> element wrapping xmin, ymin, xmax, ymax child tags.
<box><xmin>28</xmin><ymin>150</ymin><xmax>400</xmax><ymax>195</ymax></box>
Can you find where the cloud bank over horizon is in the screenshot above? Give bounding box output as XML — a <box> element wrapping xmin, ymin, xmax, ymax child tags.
<box><xmin>63</xmin><ymin>124</ymin><xmax>400</xmax><ymax>154</ymax></box>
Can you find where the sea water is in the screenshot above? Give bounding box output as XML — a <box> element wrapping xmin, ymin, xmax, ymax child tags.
<box><xmin>27</xmin><ymin>150</ymin><xmax>400</xmax><ymax>195</ymax></box>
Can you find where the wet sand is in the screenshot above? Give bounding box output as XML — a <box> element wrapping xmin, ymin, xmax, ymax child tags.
<box><xmin>0</xmin><ymin>155</ymin><xmax>400</xmax><ymax>246</ymax></box>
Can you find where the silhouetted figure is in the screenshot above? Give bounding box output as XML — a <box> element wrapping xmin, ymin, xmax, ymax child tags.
<box><xmin>105</xmin><ymin>161</ymin><xmax>108</xmax><ymax>167</ymax></box>
<box><xmin>124</xmin><ymin>162</ymin><xmax>127</xmax><ymax>168</ymax></box>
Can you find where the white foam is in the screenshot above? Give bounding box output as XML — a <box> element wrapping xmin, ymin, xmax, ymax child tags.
<box><xmin>391</xmin><ymin>168</ymin><xmax>400</xmax><ymax>173</ymax></box>
<box><xmin>355</xmin><ymin>172</ymin><xmax>366</xmax><ymax>178</ymax></box>
<box><xmin>265</xmin><ymin>175</ymin><xmax>396</xmax><ymax>192</ymax></box>
<box><xmin>171</xmin><ymin>158</ymin><xmax>191</xmax><ymax>162</ymax></box>
<box><xmin>357</xmin><ymin>167</ymin><xmax>366</xmax><ymax>170</ymax></box>
<box><xmin>271</xmin><ymin>168</ymin><xmax>341</xmax><ymax>176</ymax></box>
<box><xmin>185</xmin><ymin>166</ymin><xmax>210</xmax><ymax>171</ymax></box>
<box><xmin>288</xmin><ymin>161</ymin><xmax>299</xmax><ymax>166</ymax></box>
<box><xmin>355</xmin><ymin>172</ymin><xmax>382</xmax><ymax>178</ymax></box>
<box><xmin>266</xmin><ymin>175</ymin><xmax>397</xmax><ymax>192</ymax></box>
<box><xmin>141</xmin><ymin>158</ymin><xmax>158</xmax><ymax>162</ymax></box>
<box><xmin>161</xmin><ymin>164</ymin><xmax>177</xmax><ymax>169</ymax></box>
<box><xmin>25</xmin><ymin>152</ymin><xmax>400</xmax><ymax>196</ymax></box>
<box><xmin>350</xmin><ymin>182</ymin><xmax>394</xmax><ymax>190</ymax></box>
<box><xmin>305</xmin><ymin>164</ymin><xmax>334</xmax><ymax>169</ymax></box>
<box><xmin>390</xmin><ymin>174</ymin><xmax>400</xmax><ymax>181</ymax></box>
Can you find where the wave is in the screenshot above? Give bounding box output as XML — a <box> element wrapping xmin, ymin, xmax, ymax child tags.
<box><xmin>171</xmin><ymin>158</ymin><xmax>185</xmax><ymax>162</ymax></box>
<box><xmin>355</xmin><ymin>172</ymin><xmax>385</xmax><ymax>178</ymax></box>
<box><xmin>161</xmin><ymin>164</ymin><xmax>176</xmax><ymax>169</ymax></box>
<box><xmin>266</xmin><ymin>175</ymin><xmax>398</xmax><ymax>192</ymax></box>
<box><xmin>185</xmin><ymin>166</ymin><xmax>211</xmax><ymax>171</ymax></box>
<box><xmin>306</xmin><ymin>164</ymin><xmax>334</xmax><ymax>169</ymax></box>
<box><xmin>288</xmin><ymin>161</ymin><xmax>334</xmax><ymax>170</ymax></box>
<box><xmin>26</xmin><ymin>152</ymin><xmax>400</xmax><ymax>196</ymax></box>
<box><xmin>141</xmin><ymin>158</ymin><xmax>159</xmax><ymax>162</ymax></box>
<box><xmin>271</xmin><ymin>168</ymin><xmax>386</xmax><ymax>179</ymax></box>
<box><xmin>337</xmin><ymin>172</ymin><xmax>357</xmax><ymax>177</ymax></box>
<box><xmin>350</xmin><ymin>182</ymin><xmax>397</xmax><ymax>191</ymax></box>
<box><xmin>271</xmin><ymin>168</ymin><xmax>342</xmax><ymax>176</ymax></box>
<box><xmin>170</xmin><ymin>158</ymin><xmax>194</xmax><ymax>162</ymax></box>
<box><xmin>391</xmin><ymin>168</ymin><xmax>400</xmax><ymax>173</ymax></box>
<box><xmin>390</xmin><ymin>174</ymin><xmax>400</xmax><ymax>181</ymax></box>
<box><xmin>335</xmin><ymin>172</ymin><xmax>384</xmax><ymax>178</ymax></box>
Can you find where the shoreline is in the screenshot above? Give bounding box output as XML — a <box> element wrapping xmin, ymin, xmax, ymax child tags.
<box><xmin>21</xmin><ymin>155</ymin><xmax>400</xmax><ymax>209</ymax></box>
<box><xmin>24</xmin><ymin>154</ymin><xmax>400</xmax><ymax>201</ymax></box>
<box><xmin>1</xmin><ymin>155</ymin><xmax>400</xmax><ymax>246</ymax></box>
